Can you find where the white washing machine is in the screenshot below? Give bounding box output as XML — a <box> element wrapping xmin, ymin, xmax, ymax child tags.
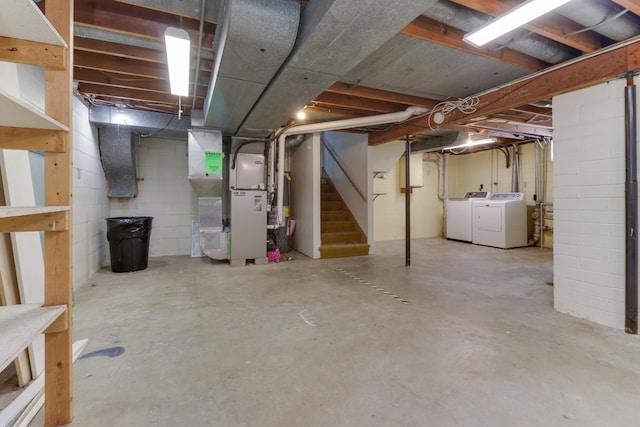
<box><xmin>472</xmin><ymin>192</ymin><xmax>527</xmax><ymax>249</ymax></box>
<box><xmin>445</xmin><ymin>191</ymin><xmax>491</xmax><ymax>242</ymax></box>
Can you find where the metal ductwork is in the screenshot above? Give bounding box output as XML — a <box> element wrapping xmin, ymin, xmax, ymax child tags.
<box><xmin>556</xmin><ymin>0</ymin><xmax>640</xmax><ymax>42</ymax></box>
<box><xmin>91</xmin><ymin>105</ymin><xmax>192</xmax><ymax>198</ymax></box>
<box><xmin>412</xmin><ymin>132</ymin><xmax>462</xmax><ymax>153</ymax></box>
<box><xmin>98</xmin><ymin>127</ymin><xmax>137</xmax><ymax>198</ymax></box>
<box><xmin>238</xmin><ymin>0</ymin><xmax>441</xmax><ymax>138</ymax></box>
<box><xmin>203</xmin><ymin>0</ymin><xmax>301</xmax><ymax>134</ymax></box>
<box><xmin>188</xmin><ymin>130</ymin><xmax>227</xmax><ymax>260</ymax></box>
<box><xmin>422</xmin><ymin>1</ymin><xmax>578</xmax><ymax>64</ymax></box>
<box><xmin>90</xmin><ymin>105</ymin><xmax>192</xmax><ymax>138</ymax></box>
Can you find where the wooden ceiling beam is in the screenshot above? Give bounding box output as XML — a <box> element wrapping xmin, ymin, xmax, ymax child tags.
<box><xmin>75</xmin><ymin>50</ymin><xmax>167</xmax><ymax>79</ymax></box>
<box><xmin>465</xmin><ymin>122</ymin><xmax>553</xmax><ymax>137</ymax></box>
<box><xmin>369</xmin><ymin>38</ymin><xmax>640</xmax><ymax>145</ymax></box>
<box><xmin>325</xmin><ymin>82</ymin><xmax>440</xmax><ymax>108</ymax></box>
<box><xmin>74</xmin><ymin>37</ymin><xmax>213</xmax><ymax>72</ymax></box>
<box><xmin>510</xmin><ymin>104</ymin><xmax>552</xmax><ymax>118</ymax></box>
<box><xmin>401</xmin><ymin>16</ymin><xmax>548</xmax><ymax>71</ymax></box>
<box><xmin>449</xmin><ymin>0</ymin><xmax>605</xmax><ymax>53</ymax></box>
<box><xmin>611</xmin><ymin>0</ymin><xmax>640</xmax><ymax>17</ymax></box>
<box><xmin>75</xmin><ymin>36</ymin><xmax>166</xmax><ymax>62</ymax></box>
<box><xmin>303</xmin><ymin>106</ymin><xmax>368</xmax><ymax>119</ymax></box>
<box><xmin>77</xmin><ymin>82</ymin><xmax>203</xmax><ymax>106</ymax></box>
<box><xmin>313</xmin><ymin>92</ymin><xmax>409</xmax><ymax>114</ymax></box>
<box><xmin>73</xmin><ymin>68</ymin><xmax>209</xmax><ymax>97</ymax></box>
<box><xmin>75</xmin><ymin>0</ymin><xmax>215</xmax><ymax>48</ymax></box>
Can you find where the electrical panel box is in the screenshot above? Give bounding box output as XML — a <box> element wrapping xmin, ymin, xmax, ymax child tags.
<box><xmin>230</xmin><ymin>153</ymin><xmax>265</xmax><ymax>190</ymax></box>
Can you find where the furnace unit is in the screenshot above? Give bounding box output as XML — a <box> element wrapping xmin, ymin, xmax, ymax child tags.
<box><xmin>230</xmin><ymin>153</ymin><xmax>267</xmax><ymax>261</ymax></box>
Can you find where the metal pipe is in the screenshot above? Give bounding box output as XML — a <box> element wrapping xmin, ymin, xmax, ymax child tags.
<box><xmin>191</xmin><ymin>0</ymin><xmax>206</xmax><ymax>110</ymax></box>
<box><xmin>405</xmin><ymin>134</ymin><xmax>411</xmax><ymax>267</ymax></box>
<box><xmin>511</xmin><ymin>144</ymin><xmax>520</xmax><ymax>192</ymax></box>
<box><xmin>534</xmin><ymin>141</ymin><xmax>540</xmax><ymax>202</ymax></box>
<box><xmin>625</xmin><ymin>74</ymin><xmax>638</xmax><ymax>335</ymax></box>
<box><xmin>277</xmin><ymin>134</ymin><xmax>286</xmax><ymax>224</ymax></box>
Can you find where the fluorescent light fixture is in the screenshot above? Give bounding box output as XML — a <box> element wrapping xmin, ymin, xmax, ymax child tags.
<box><xmin>445</xmin><ymin>137</ymin><xmax>497</xmax><ymax>151</ymax></box>
<box><xmin>463</xmin><ymin>0</ymin><xmax>573</xmax><ymax>47</ymax></box>
<box><xmin>164</xmin><ymin>27</ymin><xmax>191</xmax><ymax>97</ymax></box>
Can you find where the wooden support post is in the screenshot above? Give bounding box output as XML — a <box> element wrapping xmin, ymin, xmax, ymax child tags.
<box><xmin>44</xmin><ymin>0</ymin><xmax>73</xmax><ymax>425</ymax></box>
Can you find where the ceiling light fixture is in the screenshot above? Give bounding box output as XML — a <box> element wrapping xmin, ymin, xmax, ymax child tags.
<box><xmin>463</xmin><ymin>0</ymin><xmax>573</xmax><ymax>47</ymax></box>
<box><xmin>164</xmin><ymin>27</ymin><xmax>191</xmax><ymax>97</ymax></box>
<box><xmin>445</xmin><ymin>137</ymin><xmax>497</xmax><ymax>151</ymax></box>
<box><xmin>296</xmin><ymin>110</ymin><xmax>306</xmax><ymax>120</ymax></box>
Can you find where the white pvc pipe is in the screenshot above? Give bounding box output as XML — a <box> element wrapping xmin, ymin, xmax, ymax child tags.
<box><xmin>277</xmin><ymin>134</ymin><xmax>286</xmax><ymax>223</ymax></box>
<box><xmin>274</xmin><ymin>106</ymin><xmax>429</xmax><ymax>225</ymax></box>
<box><xmin>268</xmin><ymin>139</ymin><xmax>275</xmax><ymax>192</ymax></box>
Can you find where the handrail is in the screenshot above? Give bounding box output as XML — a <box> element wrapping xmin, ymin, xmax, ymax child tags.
<box><xmin>321</xmin><ymin>138</ymin><xmax>366</xmax><ymax>201</ymax></box>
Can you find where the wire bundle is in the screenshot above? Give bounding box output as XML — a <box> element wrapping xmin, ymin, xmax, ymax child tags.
<box><xmin>428</xmin><ymin>96</ymin><xmax>480</xmax><ymax>130</ymax></box>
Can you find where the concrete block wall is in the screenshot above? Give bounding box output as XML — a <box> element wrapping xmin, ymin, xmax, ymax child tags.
<box><xmin>109</xmin><ymin>137</ymin><xmax>198</xmax><ymax>258</ymax></box>
<box><xmin>72</xmin><ymin>96</ymin><xmax>110</xmax><ymax>289</ymax></box>
<box><xmin>553</xmin><ymin>78</ymin><xmax>630</xmax><ymax>329</ymax></box>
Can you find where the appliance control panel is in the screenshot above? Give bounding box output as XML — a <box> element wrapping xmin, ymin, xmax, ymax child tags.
<box><xmin>489</xmin><ymin>192</ymin><xmax>524</xmax><ymax>201</ymax></box>
<box><xmin>464</xmin><ymin>191</ymin><xmax>489</xmax><ymax>198</ymax></box>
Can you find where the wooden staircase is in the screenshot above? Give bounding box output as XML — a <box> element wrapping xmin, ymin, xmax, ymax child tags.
<box><xmin>320</xmin><ymin>179</ymin><xmax>370</xmax><ymax>259</ymax></box>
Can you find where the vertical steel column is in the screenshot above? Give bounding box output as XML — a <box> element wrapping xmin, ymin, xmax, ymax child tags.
<box><xmin>625</xmin><ymin>74</ymin><xmax>638</xmax><ymax>335</ymax></box>
<box><xmin>405</xmin><ymin>135</ymin><xmax>411</xmax><ymax>267</ymax></box>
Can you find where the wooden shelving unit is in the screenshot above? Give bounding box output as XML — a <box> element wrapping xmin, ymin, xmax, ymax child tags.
<box><xmin>0</xmin><ymin>304</ymin><xmax>66</xmax><ymax>373</ymax></box>
<box><xmin>0</xmin><ymin>1</ymin><xmax>73</xmax><ymax>425</ymax></box>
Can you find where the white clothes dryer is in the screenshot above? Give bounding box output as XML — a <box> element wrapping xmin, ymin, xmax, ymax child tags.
<box><xmin>472</xmin><ymin>193</ymin><xmax>527</xmax><ymax>249</ymax></box>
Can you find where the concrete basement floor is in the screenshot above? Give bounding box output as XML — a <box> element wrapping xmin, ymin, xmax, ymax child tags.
<box><xmin>31</xmin><ymin>238</ymin><xmax>640</xmax><ymax>426</ymax></box>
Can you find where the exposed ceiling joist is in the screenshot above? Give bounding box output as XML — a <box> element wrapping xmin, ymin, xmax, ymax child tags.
<box><xmin>326</xmin><ymin>82</ymin><xmax>440</xmax><ymax>108</ymax></box>
<box><xmin>73</xmin><ymin>68</ymin><xmax>208</xmax><ymax>97</ymax></box>
<box><xmin>75</xmin><ymin>0</ymin><xmax>215</xmax><ymax>48</ymax></box>
<box><xmin>611</xmin><ymin>0</ymin><xmax>640</xmax><ymax>16</ymax></box>
<box><xmin>313</xmin><ymin>92</ymin><xmax>410</xmax><ymax>114</ymax></box>
<box><xmin>113</xmin><ymin>0</ymin><xmax>220</xmax><ymax>22</ymax></box>
<box><xmin>401</xmin><ymin>16</ymin><xmax>548</xmax><ymax>71</ymax></box>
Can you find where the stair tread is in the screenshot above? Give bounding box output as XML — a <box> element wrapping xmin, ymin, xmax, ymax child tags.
<box><xmin>321</xmin><ymin>242</ymin><xmax>369</xmax><ymax>247</ymax></box>
<box><xmin>321</xmin><ymin>231</ymin><xmax>360</xmax><ymax>235</ymax></box>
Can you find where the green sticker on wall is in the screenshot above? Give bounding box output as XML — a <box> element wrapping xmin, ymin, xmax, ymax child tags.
<box><xmin>205</xmin><ymin>151</ymin><xmax>222</xmax><ymax>173</ymax></box>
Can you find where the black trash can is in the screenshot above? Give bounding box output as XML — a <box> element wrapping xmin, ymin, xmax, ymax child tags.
<box><xmin>106</xmin><ymin>217</ymin><xmax>153</xmax><ymax>273</ymax></box>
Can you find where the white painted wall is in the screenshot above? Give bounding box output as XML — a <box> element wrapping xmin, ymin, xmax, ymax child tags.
<box><xmin>370</xmin><ymin>140</ymin><xmax>404</xmax><ymax>175</ymax></box>
<box><xmin>372</xmin><ymin>153</ymin><xmax>443</xmax><ymax>241</ymax></box>
<box><xmin>322</xmin><ymin>131</ymin><xmax>372</xmax><ymax>249</ymax></box>
<box><xmin>448</xmin><ymin>144</ymin><xmax>540</xmax><ymax>199</ymax></box>
<box><xmin>108</xmin><ymin>137</ymin><xmax>199</xmax><ymax>257</ymax></box>
<box><xmin>553</xmin><ymin>78</ymin><xmax>633</xmax><ymax>330</ymax></box>
<box><xmin>72</xmin><ymin>96</ymin><xmax>110</xmax><ymax>289</ymax></box>
<box><xmin>290</xmin><ymin>134</ymin><xmax>321</xmax><ymax>259</ymax></box>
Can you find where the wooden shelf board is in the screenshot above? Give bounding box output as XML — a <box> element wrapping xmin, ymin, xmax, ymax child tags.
<box><xmin>0</xmin><ymin>0</ymin><xmax>67</xmax><ymax>47</ymax></box>
<box><xmin>0</xmin><ymin>206</ymin><xmax>69</xmax><ymax>232</ymax></box>
<box><xmin>0</xmin><ymin>206</ymin><xmax>69</xmax><ymax>218</ymax></box>
<box><xmin>0</xmin><ymin>304</ymin><xmax>66</xmax><ymax>372</ymax></box>
<box><xmin>0</xmin><ymin>90</ymin><xmax>69</xmax><ymax>131</ymax></box>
